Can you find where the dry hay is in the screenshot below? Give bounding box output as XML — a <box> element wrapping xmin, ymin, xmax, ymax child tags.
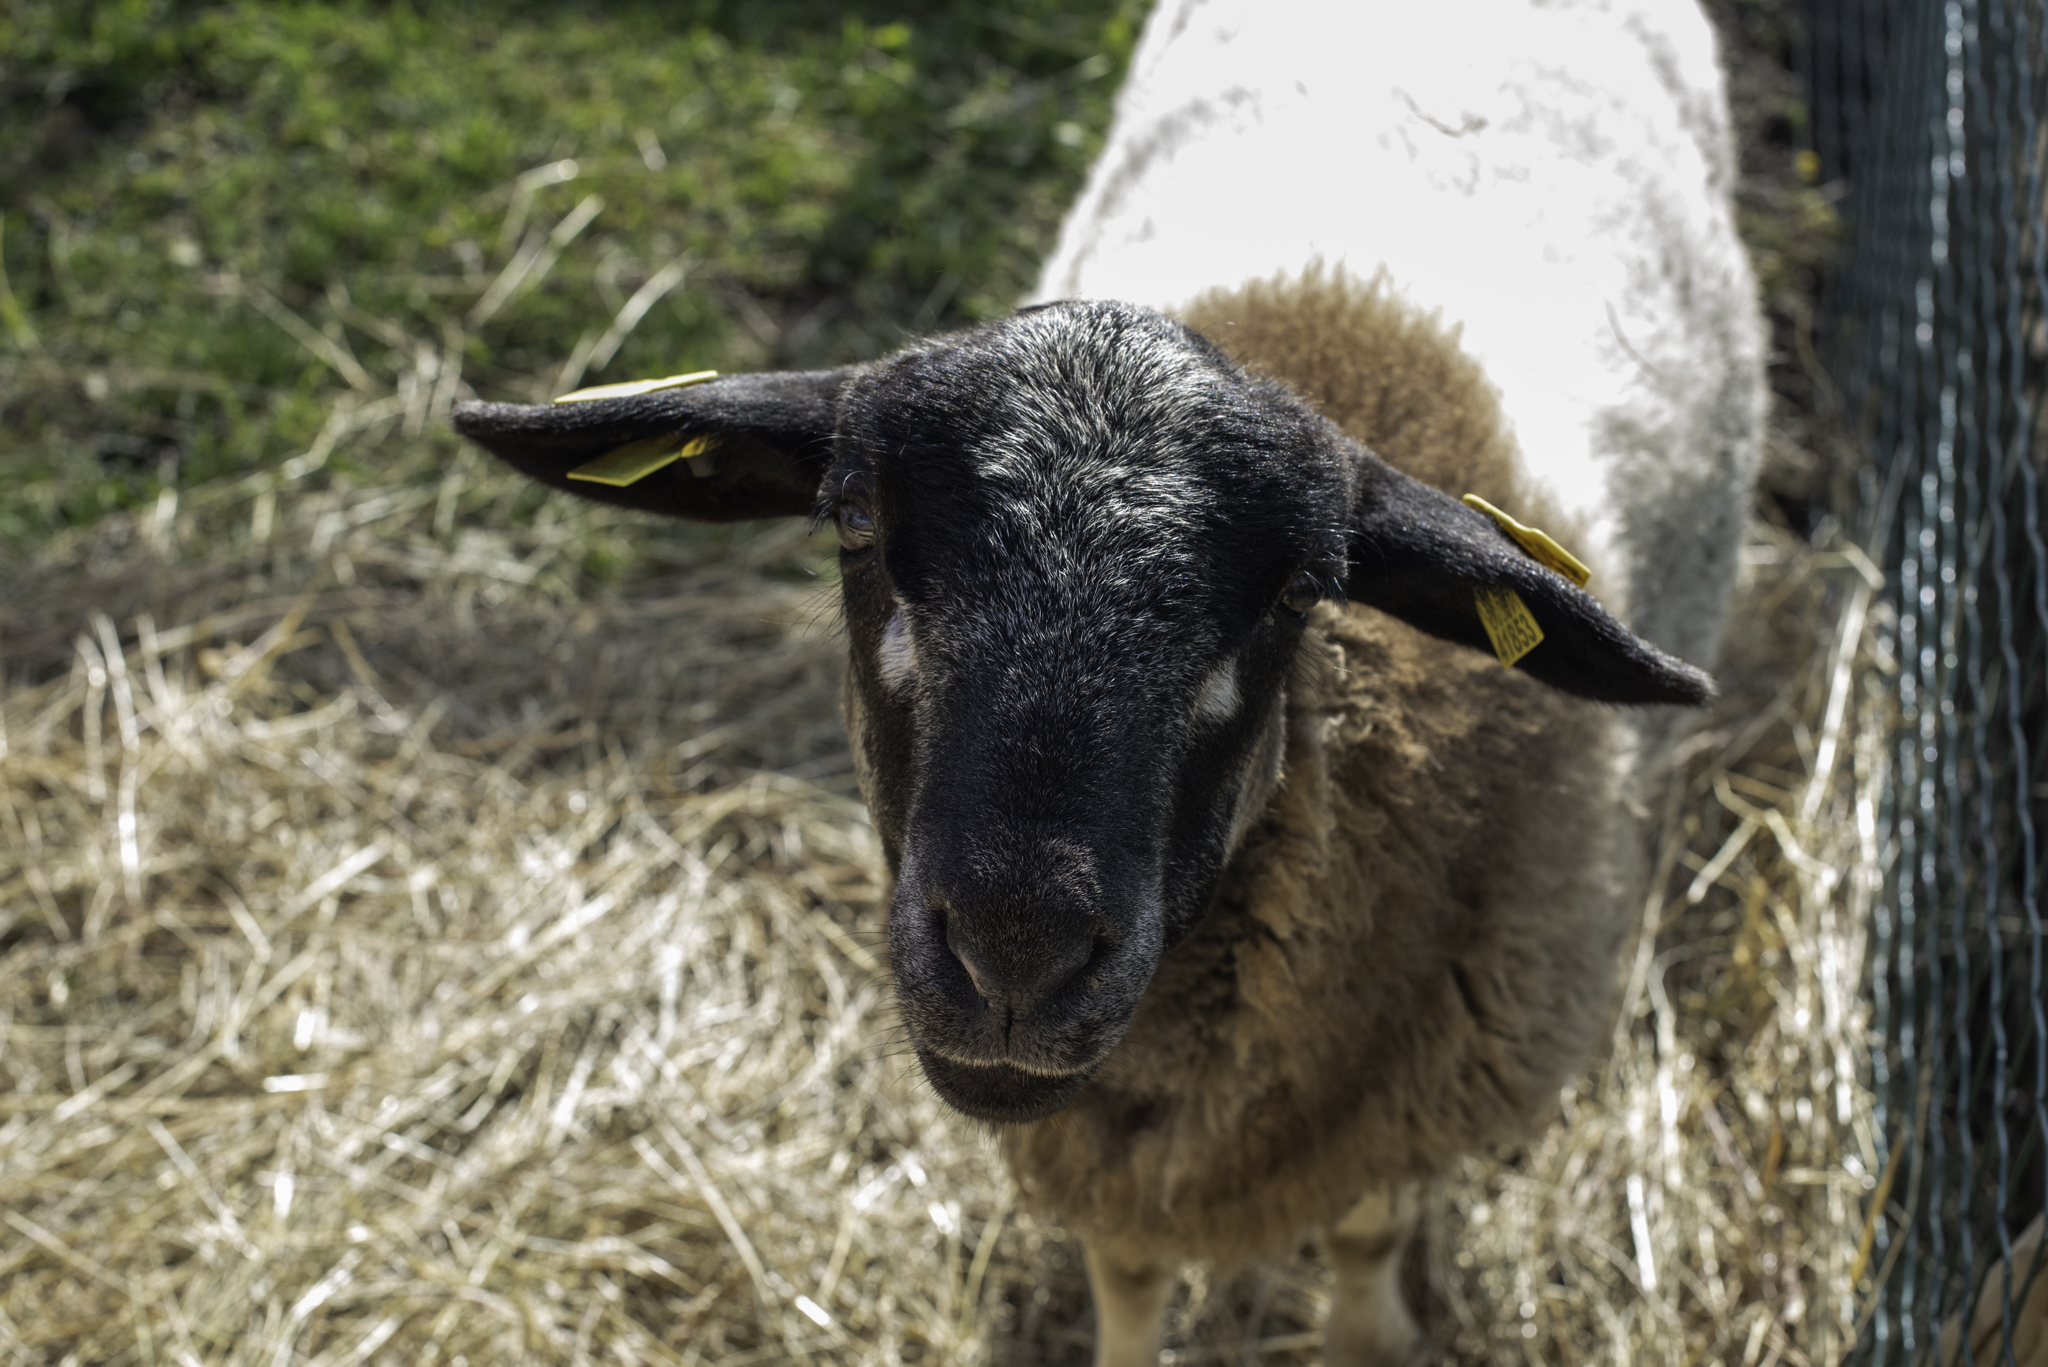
<box><xmin>0</xmin><ymin>449</ymin><xmax>1319</xmax><ymax>1367</ymax></box>
<box><xmin>2</xmin><ymin>436</ymin><xmax>1888</xmax><ymax>1367</ymax></box>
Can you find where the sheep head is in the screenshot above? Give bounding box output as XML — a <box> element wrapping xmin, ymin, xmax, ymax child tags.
<box><xmin>452</xmin><ymin>299</ymin><xmax>1709</xmax><ymax>1124</ymax></box>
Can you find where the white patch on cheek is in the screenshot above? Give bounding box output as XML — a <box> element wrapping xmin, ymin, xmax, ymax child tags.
<box><xmin>879</xmin><ymin>608</ymin><xmax>919</xmax><ymax>691</ymax></box>
<box><xmin>1193</xmin><ymin>660</ymin><xmax>1240</xmax><ymax>723</ymax></box>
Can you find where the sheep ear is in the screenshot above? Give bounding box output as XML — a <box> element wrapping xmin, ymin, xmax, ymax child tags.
<box><xmin>1344</xmin><ymin>456</ymin><xmax>1713</xmax><ymax>705</ymax></box>
<box><xmin>450</xmin><ymin>369</ymin><xmax>853</xmax><ymax>521</ymax></box>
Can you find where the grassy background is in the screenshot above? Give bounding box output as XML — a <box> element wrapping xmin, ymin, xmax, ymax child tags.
<box><xmin>0</xmin><ymin>0</ymin><xmax>1142</xmax><ymax>552</ymax></box>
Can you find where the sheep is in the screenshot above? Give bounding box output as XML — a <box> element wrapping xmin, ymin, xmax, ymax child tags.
<box><xmin>449</xmin><ymin>0</ymin><xmax>1762</xmax><ymax>1361</ymax></box>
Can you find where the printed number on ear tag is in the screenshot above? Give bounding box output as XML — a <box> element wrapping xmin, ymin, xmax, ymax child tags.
<box><xmin>1461</xmin><ymin>494</ymin><xmax>1592</xmax><ymax>587</ymax></box>
<box><xmin>552</xmin><ymin>370</ymin><xmax>719</xmax><ymax>404</ymax></box>
<box><xmin>567</xmin><ymin>433</ymin><xmax>719</xmax><ymax>487</ymax></box>
<box><xmin>1473</xmin><ymin>586</ymin><xmax>1544</xmax><ymax>668</ymax></box>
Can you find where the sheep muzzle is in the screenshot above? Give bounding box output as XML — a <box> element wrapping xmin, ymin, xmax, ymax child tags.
<box><xmin>886</xmin><ymin>833</ymin><xmax>1166</xmax><ymax>1124</ymax></box>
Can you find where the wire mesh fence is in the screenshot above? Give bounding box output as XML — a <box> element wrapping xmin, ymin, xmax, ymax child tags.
<box><xmin>1803</xmin><ymin>0</ymin><xmax>2048</xmax><ymax>1358</ymax></box>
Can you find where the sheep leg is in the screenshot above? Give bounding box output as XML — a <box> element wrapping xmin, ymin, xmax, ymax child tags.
<box><xmin>1322</xmin><ymin>1184</ymin><xmax>1421</xmax><ymax>1367</ymax></box>
<box><xmin>1084</xmin><ymin>1240</ymin><xmax>1176</xmax><ymax>1367</ymax></box>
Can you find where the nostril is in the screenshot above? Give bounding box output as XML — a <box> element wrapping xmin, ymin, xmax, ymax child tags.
<box><xmin>1080</xmin><ymin>932</ymin><xmax>1116</xmax><ymax>986</ymax></box>
<box><xmin>941</xmin><ymin>919</ymin><xmax>996</xmax><ymax>1007</ymax></box>
<box><xmin>953</xmin><ymin>944</ymin><xmax>996</xmax><ymax>1004</ymax></box>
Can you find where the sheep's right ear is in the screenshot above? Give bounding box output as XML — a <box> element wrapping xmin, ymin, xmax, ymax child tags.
<box><xmin>450</xmin><ymin>369</ymin><xmax>855</xmax><ymax>522</ymax></box>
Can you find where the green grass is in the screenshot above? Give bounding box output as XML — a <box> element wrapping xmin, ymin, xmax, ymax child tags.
<box><xmin>0</xmin><ymin>0</ymin><xmax>1145</xmax><ymax>553</ymax></box>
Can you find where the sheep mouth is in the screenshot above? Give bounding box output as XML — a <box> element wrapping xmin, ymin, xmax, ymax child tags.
<box><xmin>915</xmin><ymin>1051</ymin><xmax>1096</xmax><ymax>1123</ymax></box>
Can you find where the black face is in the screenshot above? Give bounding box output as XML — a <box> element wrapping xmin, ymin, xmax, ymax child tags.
<box><xmin>449</xmin><ymin>298</ymin><xmax>1714</xmax><ymax>1128</ymax></box>
<box><xmin>825</xmin><ymin>304</ymin><xmax>1352</xmax><ymax>1122</ymax></box>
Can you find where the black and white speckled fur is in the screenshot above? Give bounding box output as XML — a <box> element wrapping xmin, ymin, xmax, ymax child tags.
<box><xmin>829</xmin><ymin>306</ymin><xmax>1353</xmax><ymax>1118</ymax></box>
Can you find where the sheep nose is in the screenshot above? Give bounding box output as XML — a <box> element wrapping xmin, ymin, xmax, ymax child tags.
<box><xmin>944</xmin><ymin>923</ymin><xmax>1096</xmax><ymax>1026</ymax></box>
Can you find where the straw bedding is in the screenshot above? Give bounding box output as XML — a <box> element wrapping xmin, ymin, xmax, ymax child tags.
<box><xmin>0</xmin><ymin>392</ymin><xmax>1883</xmax><ymax>1367</ymax></box>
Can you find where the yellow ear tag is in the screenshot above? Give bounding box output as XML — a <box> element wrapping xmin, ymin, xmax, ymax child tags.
<box><xmin>1473</xmin><ymin>585</ymin><xmax>1544</xmax><ymax>668</ymax></box>
<box><xmin>552</xmin><ymin>370</ymin><xmax>719</xmax><ymax>404</ymax></box>
<box><xmin>567</xmin><ymin>433</ymin><xmax>719</xmax><ymax>487</ymax></box>
<box><xmin>1461</xmin><ymin>494</ymin><xmax>1592</xmax><ymax>587</ymax></box>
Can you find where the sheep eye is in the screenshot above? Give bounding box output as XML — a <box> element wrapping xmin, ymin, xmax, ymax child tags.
<box><xmin>1280</xmin><ymin>570</ymin><xmax>1322</xmax><ymax>617</ymax></box>
<box><xmin>837</xmin><ymin>502</ymin><xmax>876</xmax><ymax>551</ymax></box>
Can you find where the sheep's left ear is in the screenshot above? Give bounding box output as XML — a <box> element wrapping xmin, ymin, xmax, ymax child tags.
<box><xmin>1344</xmin><ymin>455</ymin><xmax>1713</xmax><ymax>706</ymax></box>
<box><xmin>450</xmin><ymin>368</ymin><xmax>856</xmax><ymax>522</ymax></box>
